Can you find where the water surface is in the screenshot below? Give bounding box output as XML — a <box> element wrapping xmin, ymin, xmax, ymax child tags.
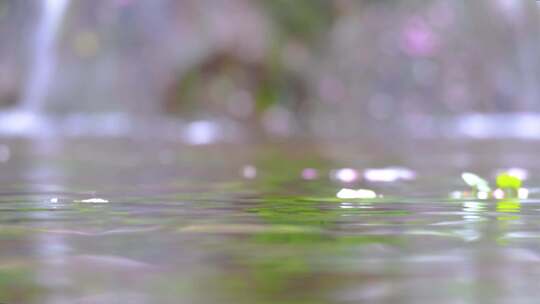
<box><xmin>0</xmin><ymin>138</ymin><xmax>539</xmax><ymax>303</ymax></box>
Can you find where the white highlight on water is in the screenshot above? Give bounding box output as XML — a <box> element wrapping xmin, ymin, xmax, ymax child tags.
<box><xmin>183</xmin><ymin>120</ymin><xmax>220</xmax><ymax>145</ymax></box>
<box><xmin>20</xmin><ymin>0</ymin><xmax>69</xmax><ymax>111</ymax></box>
<box><xmin>242</xmin><ymin>165</ymin><xmax>257</xmax><ymax>179</ymax></box>
<box><xmin>332</xmin><ymin>168</ymin><xmax>359</xmax><ymax>183</ymax></box>
<box><xmin>336</xmin><ymin>188</ymin><xmax>377</xmax><ymax>199</ymax></box>
<box><xmin>364</xmin><ymin>167</ymin><xmax>416</xmax><ymax>182</ymax></box>
<box><xmin>77</xmin><ymin>198</ymin><xmax>109</xmax><ymax>204</ymax></box>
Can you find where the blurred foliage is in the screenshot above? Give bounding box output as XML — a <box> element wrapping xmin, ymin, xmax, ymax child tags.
<box><xmin>167</xmin><ymin>50</ymin><xmax>307</xmax><ymax>126</ymax></box>
<box><xmin>166</xmin><ymin>0</ymin><xmax>337</xmax><ymax>125</ymax></box>
<box><xmin>260</xmin><ymin>0</ymin><xmax>334</xmax><ymax>43</ymax></box>
<box><xmin>1</xmin><ymin>0</ymin><xmax>538</xmax><ymax>124</ymax></box>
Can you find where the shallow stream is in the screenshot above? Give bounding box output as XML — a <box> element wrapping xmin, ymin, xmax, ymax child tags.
<box><xmin>0</xmin><ymin>138</ymin><xmax>538</xmax><ymax>303</ymax></box>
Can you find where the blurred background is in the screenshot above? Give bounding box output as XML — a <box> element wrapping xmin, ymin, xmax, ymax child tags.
<box><xmin>0</xmin><ymin>3</ymin><xmax>539</xmax><ymax>303</ymax></box>
<box><xmin>0</xmin><ymin>0</ymin><xmax>538</xmax><ymax>140</ymax></box>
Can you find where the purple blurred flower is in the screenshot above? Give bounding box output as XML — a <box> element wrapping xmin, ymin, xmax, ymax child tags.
<box><xmin>400</xmin><ymin>18</ymin><xmax>439</xmax><ymax>57</ymax></box>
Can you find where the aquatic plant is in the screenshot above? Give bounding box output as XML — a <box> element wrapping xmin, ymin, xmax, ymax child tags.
<box><xmin>461</xmin><ymin>172</ymin><xmax>491</xmax><ymax>193</ymax></box>
<box><xmin>496</xmin><ymin>172</ymin><xmax>522</xmax><ymax>191</ymax></box>
<box><xmin>460</xmin><ymin>171</ymin><xmax>527</xmax><ymax>199</ymax></box>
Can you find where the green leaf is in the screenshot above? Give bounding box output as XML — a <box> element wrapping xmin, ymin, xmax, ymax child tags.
<box><xmin>461</xmin><ymin>172</ymin><xmax>491</xmax><ymax>192</ymax></box>
<box><xmin>496</xmin><ymin>172</ymin><xmax>522</xmax><ymax>190</ymax></box>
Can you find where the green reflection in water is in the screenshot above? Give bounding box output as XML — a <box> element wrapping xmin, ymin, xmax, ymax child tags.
<box><xmin>0</xmin><ymin>268</ymin><xmax>43</xmax><ymax>303</ymax></box>
<box><xmin>496</xmin><ymin>199</ymin><xmax>521</xmax><ymax>214</ymax></box>
<box><xmin>496</xmin><ymin>199</ymin><xmax>521</xmax><ymax>246</ymax></box>
<box><xmin>233</xmin><ymin>196</ymin><xmax>404</xmax><ymax>303</ymax></box>
<box><xmin>201</xmin><ymin>148</ymin><xmax>404</xmax><ymax>303</ymax></box>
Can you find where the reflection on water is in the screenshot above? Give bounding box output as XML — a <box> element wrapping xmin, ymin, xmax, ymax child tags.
<box><xmin>1</xmin><ymin>138</ymin><xmax>540</xmax><ymax>303</ymax></box>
